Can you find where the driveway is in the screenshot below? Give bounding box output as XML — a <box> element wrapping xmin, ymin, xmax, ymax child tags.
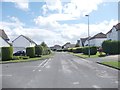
<box><xmin>86</xmin><ymin>55</ymin><xmax>119</xmax><ymax>62</ymax></box>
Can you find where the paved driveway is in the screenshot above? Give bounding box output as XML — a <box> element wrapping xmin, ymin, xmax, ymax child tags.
<box><xmin>86</xmin><ymin>55</ymin><xmax>119</xmax><ymax>62</ymax></box>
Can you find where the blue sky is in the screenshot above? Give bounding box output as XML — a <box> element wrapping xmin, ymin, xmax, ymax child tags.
<box><xmin>0</xmin><ymin>0</ymin><xmax>119</xmax><ymax>46</ymax></box>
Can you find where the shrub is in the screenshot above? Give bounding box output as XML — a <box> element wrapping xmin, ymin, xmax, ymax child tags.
<box><xmin>102</xmin><ymin>40</ymin><xmax>120</xmax><ymax>55</ymax></box>
<box><xmin>12</xmin><ymin>56</ymin><xmax>20</xmax><ymax>60</ymax></box>
<box><xmin>73</xmin><ymin>47</ymin><xmax>82</xmax><ymax>53</ymax></box>
<box><xmin>63</xmin><ymin>49</ymin><xmax>68</xmax><ymax>52</ymax></box>
<box><xmin>82</xmin><ymin>46</ymin><xmax>97</xmax><ymax>55</ymax></box>
<box><xmin>35</xmin><ymin>45</ymin><xmax>43</xmax><ymax>56</ymax></box>
<box><xmin>42</xmin><ymin>47</ymin><xmax>51</xmax><ymax>55</ymax></box>
<box><xmin>26</xmin><ymin>47</ymin><xmax>35</xmax><ymax>58</ymax></box>
<box><xmin>22</xmin><ymin>56</ymin><xmax>29</xmax><ymax>59</ymax></box>
<box><xmin>67</xmin><ymin>48</ymin><xmax>73</xmax><ymax>52</ymax></box>
<box><xmin>2</xmin><ymin>47</ymin><xmax>13</xmax><ymax>61</ymax></box>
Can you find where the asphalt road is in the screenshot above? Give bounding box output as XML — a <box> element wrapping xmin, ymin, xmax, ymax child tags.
<box><xmin>1</xmin><ymin>52</ymin><xmax>119</xmax><ymax>88</ymax></box>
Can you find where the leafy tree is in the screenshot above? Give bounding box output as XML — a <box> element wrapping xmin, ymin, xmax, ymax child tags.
<box><xmin>41</xmin><ymin>42</ymin><xmax>47</xmax><ymax>48</ymax></box>
<box><xmin>75</xmin><ymin>43</ymin><xmax>80</xmax><ymax>47</ymax></box>
<box><xmin>35</xmin><ymin>45</ymin><xmax>43</xmax><ymax>56</ymax></box>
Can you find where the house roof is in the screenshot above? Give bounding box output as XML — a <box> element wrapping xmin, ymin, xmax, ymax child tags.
<box><xmin>12</xmin><ymin>35</ymin><xmax>37</xmax><ymax>45</ymax></box>
<box><xmin>0</xmin><ymin>37</ymin><xmax>11</xmax><ymax>45</ymax></box>
<box><xmin>80</xmin><ymin>37</ymin><xmax>89</xmax><ymax>43</ymax></box>
<box><xmin>69</xmin><ymin>44</ymin><xmax>76</xmax><ymax>48</ymax></box>
<box><xmin>54</xmin><ymin>45</ymin><xmax>61</xmax><ymax>48</ymax></box>
<box><xmin>106</xmin><ymin>23</ymin><xmax>120</xmax><ymax>34</ymax></box>
<box><xmin>114</xmin><ymin>23</ymin><xmax>120</xmax><ymax>31</ymax></box>
<box><xmin>0</xmin><ymin>29</ymin><xmax>9</xmax><ymax>41</ymax></box>
<box><xmin>62</xmin><ymin>42</ymin><xmax>71</xmax><ymax>47</ymax></box>
<box><xmin>89</xmin><ymin>32</ymin><xmax>106</xmax><ymax>40</ymax></box>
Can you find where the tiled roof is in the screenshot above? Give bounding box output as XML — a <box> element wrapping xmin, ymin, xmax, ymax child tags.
<box><xmin>89</xmin><ymin>32</ymin><xmax>106</xmax><ymax>40</ymax></box>
<box><xmin>80</xmin><ymin>37</ymin><xmax>89</xmax><ymax>46</ymax></box>
<box><xmin>0</xmin><ymin>29</ymin><xmax>9</xmax><ymax>41</ymax></box>
<box><xmin>106</xmin><ymin>23</ymin><xmax>120</xmax><ymax>34</ymax></box>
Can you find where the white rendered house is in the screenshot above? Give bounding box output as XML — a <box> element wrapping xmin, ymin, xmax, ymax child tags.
<box><xmin>12</xmin><ymin>35</ymin><xmax>37</xmax><ymax>53</ymax></box>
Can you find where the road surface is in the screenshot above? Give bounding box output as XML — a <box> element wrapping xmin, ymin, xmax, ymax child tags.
<box><xmin>1</xmin><ymin>52</ymin><xmax>119</xmax><ymax>88</ymax></box>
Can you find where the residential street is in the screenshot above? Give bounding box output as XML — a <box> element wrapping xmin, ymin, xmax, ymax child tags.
<box><xmin>1</xmin><ymin>52</ymin><xmax>119</xmax><ymax>88</ymax></box>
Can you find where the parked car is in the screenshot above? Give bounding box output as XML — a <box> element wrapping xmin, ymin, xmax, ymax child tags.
<box><xmin>13</xmin><ymin>51</ymin><xmax>26</xmax><ymax>56</ymax></box>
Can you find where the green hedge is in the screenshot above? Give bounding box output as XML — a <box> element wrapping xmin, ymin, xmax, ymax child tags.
<box><xmin>67</xmin><ymin>48</ymin><xmax>73</xmax><ymax>52</ymax></box>
<box><xmin>26</xmin><ymin>47</ymin><xmax>35</xmax><ymax>58</ymax></box>
<box><xmin>73</xmin><ymin>47</ymin><xmax>82</xmax><ymax>53</ymax></box>
<box><xmin>82</xmin><ymin>46</ymin><xmax>97</xmax><ymax>55</ymax></box>
<box><xmin>42</xmin><ymin>47</ymin><xmax>51</xmax><ymax>55</ymax></box>
<box><xmin>35</xmin><ymin>45</ymin><xmax>43</xmax><ymax>56</ymax></box>
<box><xmin>2</xmin><ymin>47</ymin><xmax>13</xmax><ymax>61</ymax></box>
<box><xmin>102</xmin><ymin>40</ymin><xmax>120</xmax><ymax>55</ymax></box>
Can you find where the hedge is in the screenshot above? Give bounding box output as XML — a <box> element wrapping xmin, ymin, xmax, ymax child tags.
<box><xmin>72</xmin><ymin>47</ymin><xmax>82</xmax><ymax>53</ymax></box>
<box><xmin>102</xmin><ymin>40</ymin><xmax>120</xmax><ymax>55</ymax></box>
<box><xmin>82</xmin><ymin>46</ymin><xmax>97</xmax><ymax>55</ymax></box>
<box><xmin>26</xmin><ymin>47</ymin><xmax>35</xmax><ymax>58</ymax></box>
<box><xmin>35</xmin><ymin>45</ymin><xmax>43</xmax><ymax>56</ymax></box>
<box><xmin>2</xmin><ymin>47</ymin><xmax>13</xmax><ymax>61</ymax></box>
<box><xmin>42</xmin><ymin>47</ymin><xmax>51</xmax><ymax>55</ymax></box>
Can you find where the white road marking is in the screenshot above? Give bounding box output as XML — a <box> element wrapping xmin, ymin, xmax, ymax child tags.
<box><xmin>0</xmin><ymin>75</ymin><xmax>12</xmax><ymax>77</ymax></box>
<box><xmin>33</xmin><ymin>58</ymin><xmax>51</xmax><ymax>72</ymax></box>
<box><xmin>92</xmin><ymin>85</ymin><xmax>101</xmax><ymax>88</ymax></box>
<box><xmin>73</xmin><ymin>81</ymin><xmax>79</xmax><ymax>85</ymax></box>
<box><xmin>38</xmin><ymin>70</ymin><xmax>41</xmax><ymax>72</ymax></box>
<box><xmin>115</xmin><ymin>81</ymin><xmax>118</xmax><ymax>83</ymax></box>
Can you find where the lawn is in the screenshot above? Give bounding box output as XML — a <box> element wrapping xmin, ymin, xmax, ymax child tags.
<box><xmin>100</xmin><ymin>61</ymin><xmax>120</xmax><ymax>69</ymax></box>
<box><xmin>71</xmin><ymin>52</ymin><xmax>106</xmax><ymax>58</ymax></box>
<box><xmin>0</xmin><ymin>53</ymin><xmax>54</xmax><ymax>64</ymax></box>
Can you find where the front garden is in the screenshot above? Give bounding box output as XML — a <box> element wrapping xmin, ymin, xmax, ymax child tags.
<box><xmin>0</xmin><ymin>42</ymin><xmax>53</xmax><ymax>63</ymax></box>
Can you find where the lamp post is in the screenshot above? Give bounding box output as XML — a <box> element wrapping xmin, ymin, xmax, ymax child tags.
<box><xmin>85</xmin><ymin>15</ymin><xmax>90</xmax><ymax>57</ymax></box>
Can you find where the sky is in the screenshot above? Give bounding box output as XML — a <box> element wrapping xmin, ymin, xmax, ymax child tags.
<box><xmin>0</xmin><ymin>0</ymin><xmax>119</xmax><ymax>47</ymax></box>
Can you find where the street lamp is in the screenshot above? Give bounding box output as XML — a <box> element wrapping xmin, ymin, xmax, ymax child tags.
<box><xmin>85</xmin><ymin>15</ymin><xmax>90</xmax><ymax>57</ymax></box>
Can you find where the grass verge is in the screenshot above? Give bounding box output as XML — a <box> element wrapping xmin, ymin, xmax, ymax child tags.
<box><xmin>70</xmin><ymin>52</ymin><xmax>106</xmax><ymax>59</ymax></box>
<box><xmin>97</xmin><ymin>61</ymin><xmax>120</xmax><ymax>70</ymax></box>
<box><xmin>0</xmin><ymin>53</ymin><xmax>54</xmax><ymax>64</ymax></box>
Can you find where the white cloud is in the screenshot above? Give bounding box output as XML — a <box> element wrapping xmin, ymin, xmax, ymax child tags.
<box><xmin>0</xmin><ymin>15</ymin><xmax>118</xmax><ymax>46</ymax></box>
<box><xmin>42</xmin><ymin>0</ymin><xmax>62</xmax><ymax>14</ymax></box>
<box><xmin>2</xmin><ymin>0</ymin><xmax>29</xmax><ymax>11</ymax></box>
<box><xmin>42</xmin><ymin>0</ymin><xmax>103</xmax><ymax>20</ymax></box>
<box><xmin>63</xmin><ymin>0</ymin><xmax>103</xmax><ymax>18</ymax></box>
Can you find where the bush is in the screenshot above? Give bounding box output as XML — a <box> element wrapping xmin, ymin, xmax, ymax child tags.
<box><xmin>2</xmin><ymin>47</ymin><xmax>13</xmax><ymax>61</ymax></box>
<box><xmin>63</xmin><ymin>49</ymin><xmax>68</xmax><ymax>52</ymax></box>
<box><xmin>67</xmin><ymin>48</ymin><xmax>73</xmax><ymax>52</ymax></box>
<box><xmin>82</xmin><ymin>46</ymin><xmax>97</xmax><ymax>55</ymax></box>
<box><xmin>73</xmin><ymin>47</ymin><xmax>82</xmax><ymax>53</ymax></box>
<box><xmin>35</xmin><ymin>45</ymin><xmax>43</xmax><ymax>56</ymax></box>
<box><xmin>42</xmin><ymin>47</ymin><xmax>51</xmax><ymax>55</ymax></box>
<box><xmin>26</xmin><ymin>47</ymin><xmax>35</xmax><ymax>58</ymax></box>
<box><xmin>102</xmin><ymin>40</ymin><xmax>120</xmax><ymax>55</ymax></box>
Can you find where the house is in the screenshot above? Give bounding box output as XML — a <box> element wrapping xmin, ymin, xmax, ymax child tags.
<box><xmin>50</xmin><ymin>45</ymin><xmax>62</xmax><ymax>51</ymax></box>
<box><xmin>0</xmin><ymin>37</ymin><xmax>10</xmax><ymax>47</ymax></box>
<box><xmin>62</xmin><ymin>42</ymin><xmax>76</xmax><ymax>49</ymax></box>
<box><xmin>12</xmin><ymin>35</ymin><xmax>37</xmax><ymax>53</ymax></box>
<box><xmin>0</xmin><ymin>29</ymin><xmax>10</xmax><ymax>60</ymax></box>
<box><xmin>106</xmin><ymin>23</ymin><xmax>120</xmax><ymax>41</ymax></box>
<box><xmin>0</xmin><ymin>29</ymin><xmax>10</xmax><ymax>47</ymax></box>
<box><xmin>0</xmin><ymin>29</ymin><xmax>9</xmax><ymax>41</ymax></box>
<box><xmin>79</xmin><ymin>37</ymin><xmax>90</xmax><ymax>47</ymax></box>
<box><xmin>88</xmin><ymin>32</ymin><xmax>107</xmax><ymax>47</ymax></box>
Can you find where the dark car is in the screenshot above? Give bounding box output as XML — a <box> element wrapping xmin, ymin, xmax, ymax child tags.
<box><xmin>13</xmin><ymin>51</ymin><xmax>26</xmax><ymax>56</ymax></box>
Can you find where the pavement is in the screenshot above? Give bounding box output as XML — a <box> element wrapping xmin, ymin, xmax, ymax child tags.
<box><xmin>86</xmin><ymin>55</ymin><xmax>119</xmax><ymax>62</ymax></box>
<box><xmin>1</xmin><ymin>52</ymin><xmax>119</xmax><ymax>88</ymax></box>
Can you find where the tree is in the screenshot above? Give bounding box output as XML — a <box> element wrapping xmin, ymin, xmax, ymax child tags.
<box><xmin>35</xmin><ymin>45</ymin><xmax>43</xmax><ymax>56</ymax></box>
<box><xmin>41</xmin><ymin>42</ymin><xmax>47</xmax><ymax>48</ymax></box>
<box><xmin>75</xmin><ymin>43</ymin><xmax>80</xmax><ymax>47</ymax></box>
